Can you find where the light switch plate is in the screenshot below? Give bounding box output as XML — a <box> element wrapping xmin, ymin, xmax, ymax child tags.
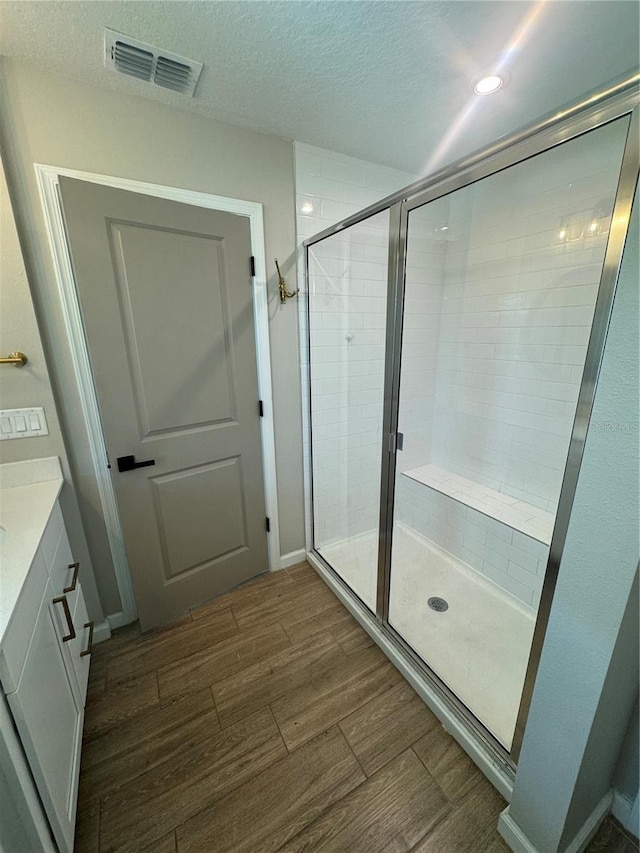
<box><xmin>0</xmin><ymin>407</ymin><xmax>49</xmax><ymax>440</ymax></box>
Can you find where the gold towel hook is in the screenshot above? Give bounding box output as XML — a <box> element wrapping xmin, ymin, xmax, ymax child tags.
<box><xmin>275</xmin><ymin>258</ymin><xmax>299</xmax><ymax>304</ymax></box>
<box><xmin>0</xmin><ymin>352</ymin><xmax>28</xmax><ymax>367</ymax></box>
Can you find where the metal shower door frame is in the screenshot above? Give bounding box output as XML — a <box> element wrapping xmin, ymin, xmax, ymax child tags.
<box><xmin>304</xmin><ymin>73</ymin><xmax>640</xmax><ymax>772</ymax></box>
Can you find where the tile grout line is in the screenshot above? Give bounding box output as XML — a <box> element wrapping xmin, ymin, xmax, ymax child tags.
<box><xmin>209</xmin><ymin>634</ymin><xmax>352</xmax><ymax>731</ymax></box>
<box><xmin>267</xmin><ymin>657</ymin><xmax>400</xmax><ymax>756</ymax></box>
<box><xmin>96</xmin><ymin>796</ymin><xmax>102</xmax><ymax>853</ymax></box>
<box><xmin>337</xmin><ymin>681</ymin><xmax>437</xmax><ymax>778</ymax></box>
<box><xmin>83</xmin><ymin>698</ymin><xmax>228</xmax><ymax>815</ymax></box>
<box><xmin>404</xmin><ymin>781</ymin><xmax>455</xmax><ymax>853</ymax></box>
<box><xmin>267</xmin><ymin>702</ymin><xmax>292</xmax><ymax>754</ymax></box>
<box><xmin>336</xmin><ymin>720</ymin><xmax>368</xmax><ymax>781</ymax></box>
<box><xmin>208</xmin><ymin>684</ymin><xmax>222</xmax><ymax>730</ymax></box>
<box><xmin>408</xmin><ymin>744</ymin><xmax>455</xmax><ymax>806</ymax></box>
<box><xmin>229</xmin><ymin>607</ymin><xmax>240</xmax><ymax>631</ymax></box>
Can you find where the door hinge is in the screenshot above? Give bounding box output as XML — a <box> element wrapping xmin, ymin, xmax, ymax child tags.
<box><xmin>250</xmin><ymin>256</ymin><xmax>256</xmax><ymax>278</ymax></box>
<box><xmin>106</xmin><ymin>452</ymin><xmax>111</xmax><ymax>469</ymax></box>
<box><xmin>265</xmin><ymin>516</ymin><xmax>271</xmax><ymax>533</ymax></box>
<box><xmin>258</xmin><ymin>400</ymin><xmax>264</xmax><ymax>417</ymax></box>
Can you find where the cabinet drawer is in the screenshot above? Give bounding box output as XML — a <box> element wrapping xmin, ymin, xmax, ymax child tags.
<box><xmin>68</xmin><ymin>586</ymin><xmax>91</xmax><ymax>705</ymax></box>
<box><xmin>0</xmin><ymin>549</ymin><xmax>49</xmax><ymax>693</ymax></box>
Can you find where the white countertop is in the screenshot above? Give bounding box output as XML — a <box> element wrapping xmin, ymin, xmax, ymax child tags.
<box><xmin>0</xmin><ymin>458</ymin><xmax>63</xmax><ymax>644</ymax></box>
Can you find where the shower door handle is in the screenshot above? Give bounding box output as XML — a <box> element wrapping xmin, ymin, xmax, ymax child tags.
<box><xmin>390</xmin><ymin>433</ymin><xmax>404</xmax><ymax>452</ymax></box>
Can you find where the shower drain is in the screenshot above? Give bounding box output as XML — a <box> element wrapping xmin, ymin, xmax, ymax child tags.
<box><xmin>428</xmin><ymin>597</ymin><xmax>449</xmax><ymax>612</ymax></box>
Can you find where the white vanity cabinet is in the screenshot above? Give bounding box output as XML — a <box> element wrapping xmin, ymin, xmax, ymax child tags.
<box><xmin>7</xmin><ymin>576</ymin><xmax>84</xmax><ymax>853</ymax></box>
<box><xmin>1</xmin><ymin>487</ymin><xmax>93</xmax><ymax>853</ymax></box>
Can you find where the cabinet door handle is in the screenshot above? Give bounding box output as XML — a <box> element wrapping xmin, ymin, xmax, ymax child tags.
<box><xmin>64</xmin><ymin>561</ymin><xmax>80</xmax><ymax>594</ymax></box>
<box><xmin>52</xmin><ymin>595</ymin><xmax>76</xmax><ymax>642</ymax></box>
<box><xmin>80</xmin><ymin>621</ymin><xmax>94</xmax><ymax>657</ymax></box>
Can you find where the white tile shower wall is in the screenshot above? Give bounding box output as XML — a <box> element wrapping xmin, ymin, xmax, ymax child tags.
<box><xmin>295</xmin><ymin>142</ymin><xmax>417</xmax><ymax>548</ymax></box>
<box><xmin>396</xmin><ymin>205</ymin><xmax>447</xmax><ymax>475</ymax></box>
<box><xmin>404</xmin><ymin>463</ymin><xmax>554</xmax><ymax>544</ymax></box>
<box><xmin>308</xmin><ymin>215</ymin><xmax>390</xmax><ymax>546</ymax></box>
<box><xmin>392</xmin><ymin>119</ymin><xmax>628</xmax><ymax>607</ymax></box>
<box><xmin>396</xmin><ymin>475</ymin><xmax>549</xmax><ymax>609</ymax></box>
<box><xmin>300</xmin><ymin>119</ymin><xmax>627</xmax><ymax>608</ymax></box>
<box><xmin>427</xmin><ymin>120</ymin><xmax>628</xmax><ymax>514</ymax></box>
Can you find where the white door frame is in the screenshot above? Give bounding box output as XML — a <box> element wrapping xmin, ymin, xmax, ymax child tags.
<box><xmin>35</xmin><ymin>164</ymin><xmax>281</xmax><ymax>627</ymax></box>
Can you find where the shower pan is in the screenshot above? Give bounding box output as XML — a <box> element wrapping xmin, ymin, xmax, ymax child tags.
<box><xmin>304</xmin><ymin>75</ymin><xmax>639</xmax><ymax>782</ymax></box>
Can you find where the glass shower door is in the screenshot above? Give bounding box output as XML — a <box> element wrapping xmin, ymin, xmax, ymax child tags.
<box><xmin>387</xmin><ymin>118</ymin><xmax>630</xmax><ymax>750</ymax></box>
<box><xmin>308</xmin><ymin>210</ymin><xmax>390</xmax><ymax>611</ymax></box>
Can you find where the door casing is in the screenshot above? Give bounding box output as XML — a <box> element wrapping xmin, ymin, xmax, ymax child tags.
<box><xmin>36</xmin><ymin>164</ymin><xmax>282</xmax><ymax>631</ymax></box>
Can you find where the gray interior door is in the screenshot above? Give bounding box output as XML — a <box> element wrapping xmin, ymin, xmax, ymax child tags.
<box><xmin>59</xmin><ymin>178</ymin><xmax>268</xmax><ymax>630</ymax></box>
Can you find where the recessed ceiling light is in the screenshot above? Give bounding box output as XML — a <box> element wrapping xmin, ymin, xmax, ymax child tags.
<box><xmin>474</xmin><ymin>75</ymin><xmax>504</xmax><ymax>96</ymax></box>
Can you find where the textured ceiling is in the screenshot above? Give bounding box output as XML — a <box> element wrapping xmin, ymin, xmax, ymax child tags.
<box><xmin>0</xmin><ymin>1</ymin><xmax>638</xmax><ymax>174</ymax></box>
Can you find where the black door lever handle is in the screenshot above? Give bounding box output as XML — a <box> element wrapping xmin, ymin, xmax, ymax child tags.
<box><xmin>116</xmin><ymin>454</ymin><xmax>156</xmax><ymax>472</ymax></box>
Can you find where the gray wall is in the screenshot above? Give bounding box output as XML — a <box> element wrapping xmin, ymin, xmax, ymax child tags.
<box><xmin>0</xmin><ymin>58</ymin><xmax>304</xmax><ymax>617</ymax></box>
<box><xmin>562</xmin><ymin>570</ymin><xmax>638</xmax><ymax>845</ymax></box>
<box><xmin>504</xmin><ymin>188</ymin><xmax>639</xmax><ymax>850</ymax></box>
<box><xmin>0</xmin><ymin>156</ymin><xmax>61</xmax><ymax>458</ymax></box>
<box><xmin>0</xmin><ymin>154</ymin><xmax>103</xmax><ymax>623</ymax></box>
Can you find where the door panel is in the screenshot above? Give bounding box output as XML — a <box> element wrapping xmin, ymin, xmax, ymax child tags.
<box><xmin>59</xmin><ymin>178</ymin><xmax>268</xmax><ymax>629</ymax></box>
<box><xmin>152</xmin><ymin>457</ymin><xmax>248</xmax><ymax>580</ymax></box>
<box><xmin>109</xmin><ymin>221</ymin><xmax>236</xmax><ymax>434</ymax></box>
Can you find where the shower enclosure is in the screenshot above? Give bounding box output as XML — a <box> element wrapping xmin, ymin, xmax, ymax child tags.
<box><xmin>304</xmin><ymin>77</ymin><xmax>639</xmax><ymax>774</ymax></box>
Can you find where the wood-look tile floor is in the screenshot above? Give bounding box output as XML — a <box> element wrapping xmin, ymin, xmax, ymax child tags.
<box><xmin>75</xmin><ymin>562</ymin><xmax>637</xmax><ymax>853</ymax></box>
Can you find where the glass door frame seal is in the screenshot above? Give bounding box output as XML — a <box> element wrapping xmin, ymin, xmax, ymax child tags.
<box><xmin>304</xmin><ymin>72</ymin><xmax>640</xmax><ymax>771</ymax></box>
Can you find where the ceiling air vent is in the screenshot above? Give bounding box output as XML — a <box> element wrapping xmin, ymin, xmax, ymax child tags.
<box><xmin>112</xmin><ymin>41</ymin><xmax>154</xmax><ymax>82</ymax></box>
<box><xmin>104</xmin><ymin>29</ymin><xmax>203</xmax><ymax>97</ymax></box>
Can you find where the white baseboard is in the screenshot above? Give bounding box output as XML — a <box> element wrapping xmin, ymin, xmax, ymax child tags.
<box><xmin>498</xmin><ymin>790</ymin><xmax>613</xmax><ymax>853</ymax></box>
<box><xmin>626</xmin><ymin>792</ymin><xmax>639</xmax><ymax>838</ymax></box>
<box><xmin>107</xmin><ymin>610</ymin><xmax>135</xmax><ymax>631</ymax></box>
<box><xmin>279</xmin><ymin>549</ymin><xmax>307</xmax><ymax>570</ymax></box>
<box><xmin>498</xmin><ymin>807</ymin><xmax>539</xmax><ymax>853</ymax></box>
<box><xmin>94</xmin><ymin>610</ymin><xmax>135</xmax><ymax>645</ymax></box>
<box><xmin>612</xmin><ymin>789</ymin><xmax>634</xmax><ymax>827</ymax></box>
<box><xmin>306</xmin><ymin>551</ymin><xmax>514</xmax><ymax>802</ymax></box>
<box><xmin>92</xmin><ymin>619</ymin><xmax>112</xmax><ymax>645</ymax></box>
<box><xmin>564</xmin><ymin>790</ymin><xmax>612</xmax><ymax>853</ymax></box>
